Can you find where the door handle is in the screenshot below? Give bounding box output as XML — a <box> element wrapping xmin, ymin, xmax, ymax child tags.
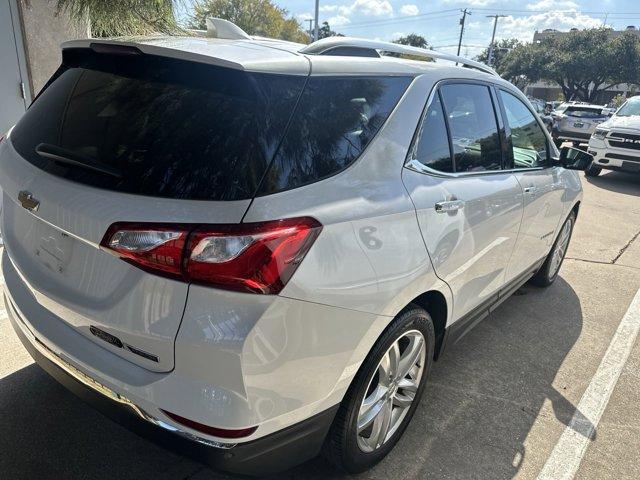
<box><xmin>435</xmin><ymin>199</ymin><xmax>465</xmax><ymax>213</ymax></box>
<box><xmin>523</xmin><ymin>186</ymin><xmax>537</xmax><ymax>195</ymax></box>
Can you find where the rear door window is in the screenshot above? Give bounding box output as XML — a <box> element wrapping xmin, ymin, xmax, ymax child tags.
<box><xmin>439</xmin><ymin>84</ymin><xmax>503</xmax><ymax>172</ymax></box>
<box><xmin>10</xmin><ymin>49</ymin><xmax>305</xmax><ymax>201</ymax></box>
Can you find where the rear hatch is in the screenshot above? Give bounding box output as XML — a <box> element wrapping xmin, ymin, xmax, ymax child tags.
<box><xmin>558</xmin><ymin>106</ymin><xmax>609</xmax><ymax>134</ymax></box>
<box><xmin>0</xmin><ymin>45</ymin><xmax>306</xmax><ymax>371</ymax></box>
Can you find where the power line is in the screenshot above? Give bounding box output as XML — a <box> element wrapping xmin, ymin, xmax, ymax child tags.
<box><xmin>330</xmin><ymin>8</ymin><xmax>640</xmax><ymax>32</ymax></box>
<box><xmin>338</xmin><ymin>12</ymin><xmax>460</xmax><ymax>30</ymax></box>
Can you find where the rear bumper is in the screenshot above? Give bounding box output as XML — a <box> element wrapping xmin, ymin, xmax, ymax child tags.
<box><xmin>7</xmin><ymin>294</ymin><xmax>338</xmax><ymax>476</ymax></box>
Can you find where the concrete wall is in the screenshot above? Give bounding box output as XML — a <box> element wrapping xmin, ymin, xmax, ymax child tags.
<box><xmin>18</xmin><ymin>0</ymin><xmax>90</xmax><ymax>97</ymax></box>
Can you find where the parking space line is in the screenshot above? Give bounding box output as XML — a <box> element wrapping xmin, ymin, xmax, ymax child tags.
<box><xmin>538</xmin><ymin>288</ymin><xmax>640</xmax><ymax>480</ymax></box>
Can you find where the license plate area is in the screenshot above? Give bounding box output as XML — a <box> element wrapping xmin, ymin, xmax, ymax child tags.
<box><xmin>35</xmin><ymin>224</ymin><xmax>74</xmax><ymax>275</ymax></box>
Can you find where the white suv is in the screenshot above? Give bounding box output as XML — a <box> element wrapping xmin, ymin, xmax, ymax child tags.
<box><xmin>1</xmin><ymin>22</ymin><xmax>589</xmax><ymax>475</ymax></box>
<box><xmin>587</xmin><ymin>95</ymin><xmax>640</xmax><ymax>176</ymax></box>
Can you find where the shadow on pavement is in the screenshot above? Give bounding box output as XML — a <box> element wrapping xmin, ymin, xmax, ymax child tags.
<box><xmin>0</xmin><ymin>277</ymin><xmax>585</xmax><ymax>480</ymax></box>
<box><xmin>584</xmin><ymin>170</ymin><xmax>640</xmax><ymax>196</ymax></box>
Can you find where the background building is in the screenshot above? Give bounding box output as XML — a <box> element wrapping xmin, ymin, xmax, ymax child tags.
<box><xmin>1</xmin><ymin>0</ymin><xmax>89</xmax><ymax>133</ymax></box>
<box><xmin>525</xmin><ymin>26</ymin><xmax>640</xmax><ymax>104</ymax></box>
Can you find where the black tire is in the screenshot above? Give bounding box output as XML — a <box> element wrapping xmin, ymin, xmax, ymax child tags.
<box><xmin>530</xmin><ymin>211</ymin><xmax>576</xmax><ymax>287</ymax></box>
<box><xmin>585</xmin><ymin>161</ymin><xmax>602</xmax><ymax>177</ymax></box>
<box><xmin>322</xmin><ymin>306</ymin><xmax>435</xmax><ymax>473</ymax></box>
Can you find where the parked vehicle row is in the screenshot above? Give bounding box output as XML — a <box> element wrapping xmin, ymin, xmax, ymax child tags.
<box><xmin>1</xmin><ymin>21</ymin><xmax>593</xmax><ymax>476</ymax></box>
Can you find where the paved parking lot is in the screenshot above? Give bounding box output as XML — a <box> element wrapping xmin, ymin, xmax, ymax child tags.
<box><xmin>1</xmin><ymin>170</ymin><xmax>639</xmax><ymax>480</ymax></box>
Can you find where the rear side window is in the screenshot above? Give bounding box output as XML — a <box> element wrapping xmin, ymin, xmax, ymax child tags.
<box><xmin>440</xmin><ymin>84</ymin><xmax>502</xmax><ymax>173</ymax></box>
<box><xmin>258</xmin><ymin>76</ymin><xmax>411</xmax><ymax>195</ymax></box>
<box><xmin>409</xmin><ymin>92</ymin><xmax>453</xmax><ymax>172</ymax></box>
<box><xmin>10</xmin><ymin>49</ymin><xmax>305</xmax><ymax>201</ymax></box>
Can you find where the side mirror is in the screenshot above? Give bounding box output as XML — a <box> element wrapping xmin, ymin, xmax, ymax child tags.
<box><xmin>557</xmin><ymin>146</ymin><xmax>593</xmax><ymax>170</ymax></box>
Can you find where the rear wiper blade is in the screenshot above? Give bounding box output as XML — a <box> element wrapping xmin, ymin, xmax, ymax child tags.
<box><xmin>35</xmin><ymin>143</ymin><xmax>123</xmax><ymax>179</ymax></box>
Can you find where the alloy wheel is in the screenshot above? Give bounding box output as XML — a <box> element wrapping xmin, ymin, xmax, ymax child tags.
<box><xmin>356</xmin><ymin>330</ymin><xmax>426</xmax><ymax>452</ymax></box>
<box><xmin>549</xmin><ymin>217</ymin><xmax>573</xmax><ymax>278</ymax></box>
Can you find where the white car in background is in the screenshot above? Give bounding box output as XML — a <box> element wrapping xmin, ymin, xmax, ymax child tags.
<box><xmin>587</xmin><ymin>96</ymin><xmax>640</xmax><ymax>176</ymax></box>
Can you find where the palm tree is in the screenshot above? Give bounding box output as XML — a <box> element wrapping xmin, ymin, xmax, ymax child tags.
<box><xmin>55</xmin><ymin>0</ymin><xmax>182</xmax><ymax>37</ymax></box>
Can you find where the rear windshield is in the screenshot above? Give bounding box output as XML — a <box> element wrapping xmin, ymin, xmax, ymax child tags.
<box><xmin>10</xmin><ymin>48</ymin><xmax>411</xmax><ymax>201</ymax></box>
<box><xmin>564</xmin><ymin>106</ymin><xmax>606</xmax><ymax>118</ymax></box>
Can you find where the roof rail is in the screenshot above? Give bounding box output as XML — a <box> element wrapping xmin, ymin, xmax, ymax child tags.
<box><xmin>300</xmin><ymin>37</ymin><xmax>498</xmax><ymax>76</ymax></box>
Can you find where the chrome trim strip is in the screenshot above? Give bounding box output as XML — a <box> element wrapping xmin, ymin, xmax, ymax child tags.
<box><xmin>405</xmin><ymin>158</ymin><xmax>546</xmax><ymax>178</ymax></box>
<box><xmin>5</xmin><ymin>296</ymin><xmax>235</xmax><ymax>450</ymax></box>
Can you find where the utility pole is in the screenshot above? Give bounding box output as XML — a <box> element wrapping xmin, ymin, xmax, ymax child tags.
<box><xmin>457</xmin><ymin>8</ymin><xmax>470</xmax><ymax>58</ymax></box>
<box><xmin>306</xmin><ymin>18</ymin><xmax>313</xmax><ymax>39</ymax></box>
<box><xmin>486</xmin><ymin>14</ymin><xmax>506</xmax><ymax>66</ymax></box>
<box><xmin>314</xmin><ymin>0</ymin><xmax>320</xmax><ymax>41</ymax></box>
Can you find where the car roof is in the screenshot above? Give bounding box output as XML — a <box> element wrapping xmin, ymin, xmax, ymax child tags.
<box><xmin>62</xmin><ymin>35</ymin><xmax>498</xmax><ymax>78</ymax></box>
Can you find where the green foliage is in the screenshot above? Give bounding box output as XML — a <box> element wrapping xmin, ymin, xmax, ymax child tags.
<box><xmin>387</xmin><ymin>33</ymin><xmax>431</xmax><ymax>61</ymax></box>
<box><xmin>190</xmin><ymin>0</ymin><xmax>309</xmax><ymax>43</ymax></box>
<box><xmin>55</xmin><ymin>0</ymin><xmax>182</xmax><ymax>37</ymax></box>
<box><xmin>317</xmin><ymin>21</ymin><xmax>341</xmax><ymax>40</ymax></box>
<box><xmin>393</xmin><ymin>34</ymin><xmax>429</xmax><ymax>49</ymax></box>
<box><xmin>500</xmin><ymin>28</ymin><xmax>640</xmax><ymax>102</ymax></box>
<box><xmin>475</xmin><ymin>38</ymin><xmax>521</xmax><ymax>71</ymax></box>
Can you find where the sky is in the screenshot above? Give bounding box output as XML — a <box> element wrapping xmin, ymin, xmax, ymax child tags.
<box><xmin>180</xmin><ymin>1</ymin><xmax>640</xmax><ymax>57</ymax></box>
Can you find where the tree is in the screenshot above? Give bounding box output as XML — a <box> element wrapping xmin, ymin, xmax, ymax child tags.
<box><xmin>190</xmin><ymin>0</ymin><xmax>308</xmax><ymax>43</ymax></box>
<box><xmin>317</xmin><ymin>21</ymin><xmax>342</xmax><ymax>40</ymax></box>
<box><xmin>500</xmin><ymin>28</ymin><xmax>640</xmax><ymax>102</ymax></box>
<box><xmin>393</xmin><ymin>34</ymin><xmax>429</xmax><ymax>49</ymax></box>
<box><xmin>386</xmin><ymin>33</ymin><xmax>432</xmax><ymax>61</ymax></box>
<box><xmin>476</xmin><ymin>38</ymin><xmax>521</xmax><ymax>72</ymax></box>
<box><xmin>55</xmin><ymin>0</ymin><xmax>181</xmax><ymax>37</ymax></box>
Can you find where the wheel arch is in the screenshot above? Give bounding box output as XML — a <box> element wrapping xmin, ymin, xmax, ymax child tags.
<box><xmin>401</xmin><ymin>290</ymin><xmax>448</xmax><ymax>361</ymax></box>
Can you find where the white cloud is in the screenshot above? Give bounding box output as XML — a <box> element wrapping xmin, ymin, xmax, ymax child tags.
<box><xmin>526</xmin><ymin>0</ymin><xmax>579</xmax><ymax>10</ymax></box>
<box><xmin>339</xmin><ymin>0</ymin><xmax>393</xmax><ymax>18</ymax></box>
<box><xmin>500</xmin><ymin>11</ymin><xmax>603</xmax><ymax>42</ymax></box>
<box><xmin>329</xmin><ymin>15</ymin><xmax>351</xmax><ymax>26</ymax></box>
<box><xmin>320</xmin><ymin>5</ymin><xmax>339</xmax><ymax>13</ymax></box>
<box><xmin>443</xmin><ymin>0</ymin><xmax>497</xmax><ymax>6</ymax></box>
<box><xmin>296</xmin><ymin>12</ymin><xmax>313</xmax><ymax>23</ymax></box>
<box><xmin>400</xmin><ymin>4</ymin><xmax>419</xmax><ymax>16</ymax></box>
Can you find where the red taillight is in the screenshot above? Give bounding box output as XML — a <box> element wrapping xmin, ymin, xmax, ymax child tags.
<box><xmin>100</xmin><ymin>217</ymin><xmax>322</xmax><ymax>294</ymax></box>
<box><xmin>161</xmin><ymin>409</ymin><xmax>257</xmax><ymax>439</ymax></box>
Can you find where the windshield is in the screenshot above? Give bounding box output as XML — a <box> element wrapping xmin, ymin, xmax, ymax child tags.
<box><xmin>564</xmin><ymin>106</ymin><xmax>606</xmax><ymax>118</ymax></box>
<box><xmin>616</xmin><ymin>98</ymin><xmax>640</xmax><ymax>117</ymax></box>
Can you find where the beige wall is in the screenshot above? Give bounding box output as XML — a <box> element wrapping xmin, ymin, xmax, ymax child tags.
<box><xmin>18</xmin><ymin>0</ymin><xmax>90</xmax><ymax>97</ymax></box>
